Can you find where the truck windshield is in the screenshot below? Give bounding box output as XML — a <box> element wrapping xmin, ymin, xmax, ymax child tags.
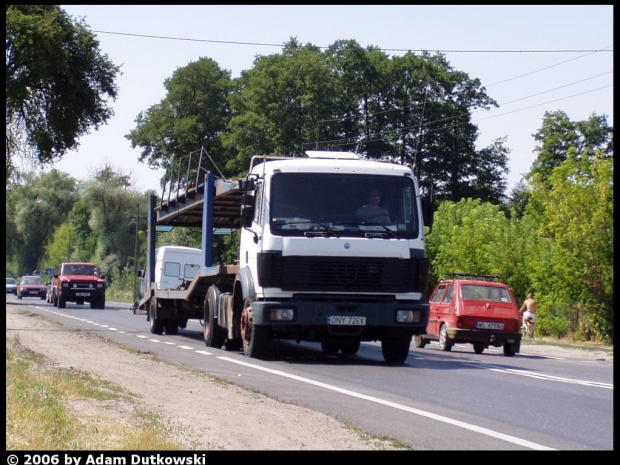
<box><xmin>269</xmin><ymin>173</ymin><xmax>420</xmax><ymax>238</ymax></box>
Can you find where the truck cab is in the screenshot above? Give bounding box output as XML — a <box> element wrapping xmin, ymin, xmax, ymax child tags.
<box><xmin>237</xmin><ymin>151</ymin><xmax>430</xmax><ymax>362</ymax></box>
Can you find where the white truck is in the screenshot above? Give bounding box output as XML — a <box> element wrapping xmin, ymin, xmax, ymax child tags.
<box><xmin>137</xmin><ymin>150</ymin><xmax>433</xmax><ymax>363</ymax></box>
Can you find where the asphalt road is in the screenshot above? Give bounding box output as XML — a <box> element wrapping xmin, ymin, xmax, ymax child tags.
<box><xmin>6</xmin><ymin>295</ymin><xmax>614</xmax><ymax>450</ymax></box>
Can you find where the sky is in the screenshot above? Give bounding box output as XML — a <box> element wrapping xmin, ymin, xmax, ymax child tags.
<box><xmin>48</xmin><ymin>5</ymin><xmax>613</xmax><ymax>195</ymax></box>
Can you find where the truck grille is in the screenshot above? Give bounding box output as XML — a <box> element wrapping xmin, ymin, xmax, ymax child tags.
<box><xmin>274</xmin><ymin>255</ymin><xmax>427</xmax><ymax>293</ymax></box>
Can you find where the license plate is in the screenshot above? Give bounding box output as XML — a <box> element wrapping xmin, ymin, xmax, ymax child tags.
<box><xmin>476</xmin><ymin>321</ymin><xmax>504</xmax><ymax>330</ymax></box>
<box><xmin>327</xmin><ymin>316</ymin><xmax>366</xmax><ymax>326</ymax></box>
<box><xmin>76</xmin><ymin>292</ymin><xmax>91</xmax><ymax>296</ymax></box>
<box><xmin>29</xmin><ymin>291</ymin><xmax>39</xmax><ymax>295</ymax></box>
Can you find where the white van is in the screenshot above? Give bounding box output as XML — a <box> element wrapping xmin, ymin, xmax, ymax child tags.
<box><xmin>154</xmin><ymin>246</ymin><xmax>203</xmax><ymax>290</ymax></box>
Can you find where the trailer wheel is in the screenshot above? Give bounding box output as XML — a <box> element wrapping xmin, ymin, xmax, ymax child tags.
<box><xmin>241</xmin><ymin>299</ymin><xmax>270</xmax><ymax>359</ymax></box>
<box><xmin>381</xmin><ymin>336</ymin><xmax>412</xmax><ymax>363</ymax></box>
<box><xmin>204</xmin><ymin>286</ymin><xmax>226</xmax><ymax>348</ymax></box>
<box><xmin>149</xmin><ymin>298</ymin><xmax>163</xmax><ymax>335</ymax></box>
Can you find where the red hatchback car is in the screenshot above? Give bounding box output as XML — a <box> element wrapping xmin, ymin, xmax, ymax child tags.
<box><xmin>17</xmin><ymin>275</ymin><xmax>47</xmax><ymax>300</ymax></box>
<box><xmin>414</xmin><ymin>274</ymin><xmax>522</xmax><ymax>356</ymax></box>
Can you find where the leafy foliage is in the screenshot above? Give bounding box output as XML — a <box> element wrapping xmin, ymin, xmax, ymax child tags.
<box><xmin>6</xmin><ymin>5</ymin><xmax>119</xmax><ymax>183</ymax></box>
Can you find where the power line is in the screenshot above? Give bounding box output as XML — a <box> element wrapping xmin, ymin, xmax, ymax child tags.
<box><xmin>92</xmin><ymin>30</ymin><xmax>613</xmax><ymax>54</ymax></box>
<box><xmin>310</xmin><ymin>85</ymin><xmax>612</xmax><ymax>149</ymax></box>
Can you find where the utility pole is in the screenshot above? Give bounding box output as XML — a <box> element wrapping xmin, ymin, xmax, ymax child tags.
<box><xmin>132</xmin><ymin>205</ymin><xmax>147</xmax><ymax>307</ymax></box>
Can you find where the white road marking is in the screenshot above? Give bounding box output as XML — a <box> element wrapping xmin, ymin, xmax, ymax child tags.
<box><xmin>218</xmin><ymin>356</ymin><xmax>555</xmax><ymax>450</ymax></box>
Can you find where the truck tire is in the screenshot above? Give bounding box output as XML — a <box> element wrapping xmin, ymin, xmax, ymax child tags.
<box><xmin>165</xmin><ymin>319</ymin><xmax>179</xmax><ymax>335</ymax></box>
<box><xmin>241</xmin><ymin>299</ymin><xmax>270</xmax><ymax>359</ymax></box>
<box><xmin>204</xmin><ymin>286</ymin><xmax>226</xmax><ymax>348</ymax></box>
<box><xmin>438</xmin><ymin>325</ymin><xmax>453</xmax><ymax>352</ymax></box>
<box><xmin>58</xmin><ymin>294</ymin><xmax>67</xmax><ymax>309</ymax></box>
<box><xmin>381</xmin><ymin>336</ymin><xmax>412</xmax><ymax>363</ymax></box>
<box><xmin>413</xmin><ymin>335</ymin><xmax>427</xmax><ymax>348</ymax></box>
<box><xmin>149</xmin><ymin>298</ymin><xmax>164</xmax><ymax>335</ymax></box>
<box><xmin>473</xmin><ymin>343</ymin><xmax>485</xmax><ymax>354</ymax></box>
<box><xmin>321</xmin><ymin>340</ymin><xmax>340</xmax><ymax>355</ymax></box>
<box><xmin>340</xmin><ymin>340</ymin><xmax>360</xmax><ymax>355</ymax></box>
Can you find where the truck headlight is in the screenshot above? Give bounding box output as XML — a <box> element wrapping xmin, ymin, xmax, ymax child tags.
<box><xmin>396</xmin><ymin>310</ymin><xmax>421</xmax><ymax>323</ymax></box>
<box><xmin>269</xmin><ymin>308</ymin><xmax>295</xmax><ymax>321</ymax></box>
<box><xmin>62</xmin><ymin>283</ymin><xmax>69</xmax><ymax>288</ymax></box>
<box><xmin>97</xmin><ymin>284</ymin><xmax>103</xmax><ymax>288</ymax></box>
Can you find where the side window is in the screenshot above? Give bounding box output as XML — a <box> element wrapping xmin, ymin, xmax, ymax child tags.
<box><xmin>442</xmin><ymin>284</ymin><xmax>454</xmax><ymax>303</ymax></box>
<box><xmin>254</xmin><ymin>182</ymin><xmax>264</xmax><ymax>225</ymax></box>
<box><xmin>163</xmin><ymin>262</ymin><xmax>180</xmax><ymax>277</ymax></box>
<box><xmin>184</xmin><ymin>264</ymin><xmax>200</xmax><ymax>280</ymax></box>
<box><xmin>429</xmin><ymin>284</ymin><xmax>447</xmax><ymax>303</ymax></box>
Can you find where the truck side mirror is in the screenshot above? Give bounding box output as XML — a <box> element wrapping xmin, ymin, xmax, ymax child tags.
<box><xmin>241</xmin><ymin>194</ymin><xmax>255</xmax><ymax>228</ymax></box>
<box><xmin>421</xmin><ymin>195</ymin><xmax>434</xmax><ymax>231</ymax></box>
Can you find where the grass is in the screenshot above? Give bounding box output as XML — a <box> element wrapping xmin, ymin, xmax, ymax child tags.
<box><xmin>5</xmin><ymin>336</ymin><xmax>185</xmax><ymax>451</ymax></box>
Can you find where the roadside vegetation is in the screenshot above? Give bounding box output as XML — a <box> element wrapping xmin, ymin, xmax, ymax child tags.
<box><xmin>6</xmin><ymin>336</ymin><xmax>183</xmax><ymax>450</ymax></box>
<box><xmin>6</xmin><ymin>6</ymin><xmax>613</xmax><ymax>344</ymax></box>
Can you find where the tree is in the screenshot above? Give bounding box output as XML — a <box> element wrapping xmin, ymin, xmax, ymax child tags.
<box><xmin>126</xmin><ymin>57</ymin><xmax>234</xmax><ymax>180</ymax></box>
<box><xmin>525</xmin><ymin>148</ymin><xmax>613</xmax><ymax>342</ymax></box>
<box><xmin>224</xmin><ymin>38</ymin><xmax>339</xmax><ymax>172</ymax></box>
<box><xmin>528</xmin><ymin>111</ymin><xmax>613</xmax><ymax>187</ymax></box>
<box><xmin>5</xmin><ymin>170</ymin><xmax>77</xmax><ymax>275</ymax></box>
<box><xmin>6</xmin><ymin>5</ymin><xmax>120</xmax><ymax>184</ymax></box>
<box><xmin>425</xmin><ymin>198</ymin><xmax>511</xmax><ymax>288</ymax></box>
<box><xmin>80</xmin><ymin>165</ymin><xmax>148</xmax><ymax>272</ymax></box>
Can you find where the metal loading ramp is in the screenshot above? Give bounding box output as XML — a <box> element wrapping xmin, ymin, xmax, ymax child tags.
<box><xmin>155</xmin><ymin>178</ymin><xmax>243</xmax><ymax>229</ymax></box>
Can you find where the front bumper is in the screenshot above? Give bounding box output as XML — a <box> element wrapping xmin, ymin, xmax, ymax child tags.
<box><xmin>251</xmin><ymin>297</ymin><xmax>429</xmax><ymax>336</ymax></box>
<box><xmin>446</xmin><ymin>327</ymin><xmax>522</xmax><ymax>347</ymax></box>
<box><xmin>59</xmin><ymin>288</ymin><xmax>105</xmax><ymax>301</ymax></box>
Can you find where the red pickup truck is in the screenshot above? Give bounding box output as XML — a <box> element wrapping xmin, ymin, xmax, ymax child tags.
<box><xmin>52</xmin><ymin>262</ymin><xmax>106</xmax><ymax>309</ymax></box>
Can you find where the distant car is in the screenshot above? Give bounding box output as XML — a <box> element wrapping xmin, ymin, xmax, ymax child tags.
<box><xmin>414</xmin><ymin>274</ymin><xmax>522</xmax><ymax>357</ymax></box>
<box><xmin>6</xmin><ymin>278</ymin><xmax>17</xmax><ymax>295</ymax></box>
<box><xmin>17</xmin><ymin>275</ymin><xmax>47</xmax><ymax>300</ymax></box>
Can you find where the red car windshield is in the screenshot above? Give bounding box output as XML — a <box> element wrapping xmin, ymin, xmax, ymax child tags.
<box><xmin>63</xmin><ymin>265</ymin><xmax>99</xmax><ymax>276</ymax></box>
<box><xmin>21</xmin><ymin>276</ymin><xmax>44</xmax><ymax>285</ymax></box>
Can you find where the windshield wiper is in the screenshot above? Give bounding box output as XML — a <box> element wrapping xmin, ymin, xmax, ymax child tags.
<box><xmin>339</xmin><ymin>221</ymin><xmax>399</xmax><ymax>239</ymax></box>
<box><xmin>278</xmin><ymin>220</ymin><xmax>340</xmax><ymax>237</ymax></box>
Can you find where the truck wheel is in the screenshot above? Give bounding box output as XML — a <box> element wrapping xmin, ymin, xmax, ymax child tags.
<box><xmin>58</xmin><ymin>294</ymin><xmax>67</xmax><ymax>309</ymax></box>
<box><xmin>204</xmin><ymin>286</ymin><xmax>226</xmax><ymax>348</ymax></box>
<box><xmin>413</xmin><ymin>335</ymin><xmax>427</xmax><ymax>348</ymax></box>
<box><xmin>473</xmin><ymin>343</ymin><xmax>485</xmax><ymax>354</ymax></box>
<box><xmin>241</xmin><ymin>300</ymin><xmax>270</xmax><ymax>359</ymax></box>
<box><xmin>503</xmin><ymin>343</ymin><xmax>517</xmax><ymax>357</ymax></box>
<box><xmin>340</xmin><ymin>340</ymin><xmax>360</xmax><ymax>355</ymax></box>
<box><xmin>224</xmin><ymin>339</ymin><xmax>242</xmax><ymax>351</ymax></box>
<box><xmin>381</xmin><ymin>336</ymin><xmax>412</xmax><ymax>363</ymax></box>
<box><xmin>165</xmin><ymin>320</ymin><xmax>179</xmax><ymax>335</ymax></box>
<box><xmin>438</xmin><ymin>325</ymin><xmax>452</xmax><ymax>351</ymax></box>
<box><xmin>321</xmin><ymin>340</ymin><xmax>340</xmax><ymax>355</ymax></box>
<box><xmin>149</xmin><ymin>298</ymin><xmax>164</xmax><ymax>335</ymax></box>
